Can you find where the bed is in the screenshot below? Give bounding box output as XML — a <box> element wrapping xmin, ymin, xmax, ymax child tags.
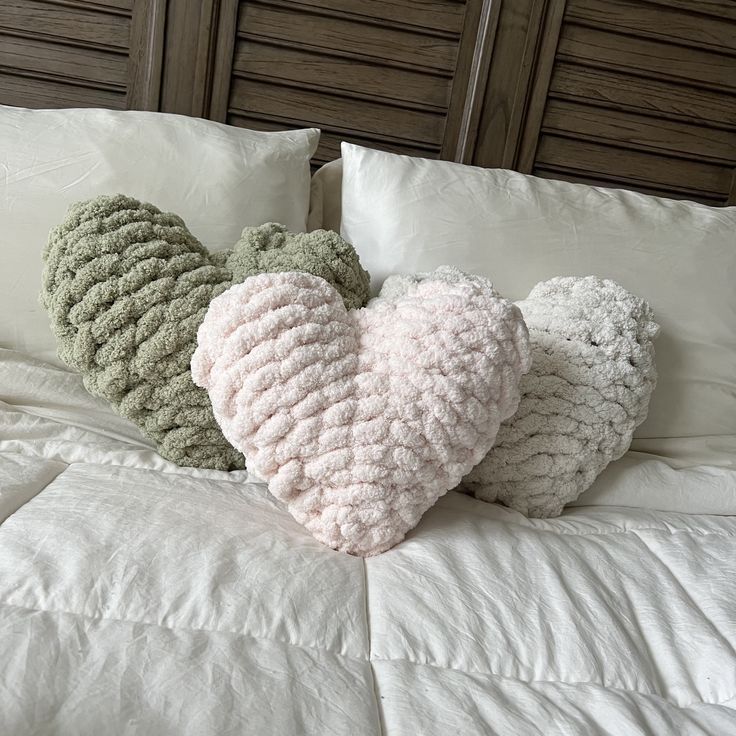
<box><xmin>3</xmin><ymin>339</ymin><xmax>736</xmax><ymax>734</ymax></box>
<box><xmin>1</xmin><ymin>2</ymin><xmax>736</xmax><ymax>734</ymax></box>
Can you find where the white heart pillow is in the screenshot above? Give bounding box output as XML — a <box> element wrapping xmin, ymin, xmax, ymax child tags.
<box><xmin>192</xmin><ymin>267</ymin><xmax>531</xmax><ymax>555</ymax></box>
<box><xmin>466</xmin><ymin>276</ymin><xmax>659</xmax><ymax>515</ymax></box>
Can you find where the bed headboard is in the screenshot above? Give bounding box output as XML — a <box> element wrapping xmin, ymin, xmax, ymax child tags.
<box><xmin>1</xmin><ymin>0</ymin><xmax>734</xmax><ymax>204</ymax></box>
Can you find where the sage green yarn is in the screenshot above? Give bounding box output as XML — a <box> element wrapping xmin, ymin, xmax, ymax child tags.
<box><xmin>227</xmin><ymin>224</ymin><xmax>370</xmax><ymax>311</ymax></box>
<box><xmin>41</xmin><ymin>194</ymin><xmax>371</xmax><ymax>471</ymax></box>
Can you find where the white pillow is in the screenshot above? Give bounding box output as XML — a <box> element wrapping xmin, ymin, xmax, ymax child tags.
<box><xmin>0</xmin><ymin>106</ymin><xmax>319</xmax><ymax>367</ymax></box>
<box><xmin>340</xmin><ymin>143</ymin><xmax>736</xmax><ymax>467</ymax></box>
<box><xmin>308</xmin><ymin>159</ymin><xmax>343</xmax><ymax>232</ymax></box>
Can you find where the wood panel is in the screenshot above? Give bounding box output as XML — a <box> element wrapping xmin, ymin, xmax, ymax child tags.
<box><xmin>515</xmin><ymin>0</ymin><xmax>567</xmax><ymax>171</ymax></box>
<box><xmin>229</xmin><ymin>77</ymin><xmax>445</xmax><ymax>144</ymax></box>
<box><xmin>564</xmin><ymin>0</ymin><xmax>736</xmax><ymax>55</ymax></box>
<box><xmin>0</xmin><ymin>0</ymin><xmax>165</xmax><ymax>111</ymax></box>
<box><xmin>549</xmin><ymin>62</ymin><xmax>736</xmax><ymax>130</ymax></box>
<box><xmin>542</xmin><ymin>99</ymin><xmax>736</xmax><ymax>164</ymax></box>
<box><xmin>472</xmin><ymin>0</ymin><xmax>550</xmax><ymax>169</ymax></box>
<box><xmin>75</xmin><ymin>1</ymin><xmax>133</xmax><ymax>10</ymax></box>
<box><xmin>0</xmin><ymin>70</ymin><xmax>126</xmax><ymax>107</ymax></box>
<box><xmin>265</xmin><ymin>0</ymin><xmax>465</xmax><ymax>34</ymax></box>
<box><xmin>443</xmin><ymin>0</ymin><xmax>500</xmax><ymax>161</ymax></box>
<box><xmin>472</xmin><ymin>0</ymin><xmax>736</xmax><ymax>205</ymax></box>
<box><xmin>0</xmin><ymin>0</ymin><xmax>131</xmax><ymax>49</ymax></box>
<box><xmin>0</xmin><ymin>33</ymin><xmax>128</xmax><ymax>88</ymax></box>
<box><xmin>630</xmin><ymin>0</ymin><xmax>736</xmax><ymax>23</ymax></box>
<box><xmin>213</xmin><ymin>0</ymin><xmax>479</xmax><ymax>162</ymax></box>
<box><xmin>535</xmin><ymin>135</ymin><xmax>733</xmax><ymax>196</ymax></box>
<box><xmin>237</xmin><ymin>2</ymin><xmax>458</xmax><ymax>73</ymax></box>
<box><xmin>557</xmin><ymin>24</ymin><xmax>736</xmax><ymax>94</ymax></box>
<box><xmin>232</xmin><ymin>39</ymin><xmax>451</xmax><ymax>109</ymax></box>
<box><xmin>158</xmin><ymin>0</ymin><xmax>221</xmax><ymax>115</ymax></box>
<box><xmin>126</xmin><ymin>0</ymin><xmax>165</xmax><ymax>110</ymax></box>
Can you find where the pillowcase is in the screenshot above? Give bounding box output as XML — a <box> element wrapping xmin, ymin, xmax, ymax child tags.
<box><xmin>0</xmin><ymin>105</ymin><xmax>319</xmax><ymax>367</ymax></box>
<box><xmin>308</xmin><ymin>159</ymin><xmax>343</xmax><ymax>233</ymax></box>
<box><xmin>41</xmin><ymin>194</ymin><xmax>370</xmax><ymax>470</ymax></box>
<box><xmin>340</xmin><ymin>143</ymin><xmax>736</xmax><ymax>467</ymax></box>
<box><xmin>193</xmin><ymin>267</ymin><xmax>531</xmax><ymax>555</ymax></box>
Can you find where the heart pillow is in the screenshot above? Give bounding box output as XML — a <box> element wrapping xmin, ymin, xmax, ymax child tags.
<box><xmin>192</xmin><ymin>267</ymin><xmax>531</xmax><ymax>555</ymax></box>
<box><xmin>41</xmin><ymin>194</ymin><xmax>370</xmax><ymax>470</ymax></box>
<box><xmin>461</xmin><ymin>276</ymin><xmax>659</xmax><ymax>516</ymax></box>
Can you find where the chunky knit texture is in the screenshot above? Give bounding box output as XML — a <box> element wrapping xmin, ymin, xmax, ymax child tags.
<box><xmin>228</xmin><ymin>225</ymin><xmax>370</xmax><ymax>311</ymax></box>
<box><xmin>462</xmin><ymin>276</ymin><xmax>659</xmax><ymax>516</ymax></box>
<box><xmin>192</xmin><ymin>267</ymin><xmax>531</xmax><ymax>555</ymax></box>
<box><xmin>41</xmin><ymin>194</ymin><xmax>370</xmax><ymax>470</ymax></box>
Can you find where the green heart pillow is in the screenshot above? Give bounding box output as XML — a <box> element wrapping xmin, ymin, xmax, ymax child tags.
<box><xmin>41</xmin><ymin>194</ymin><xmax>370</xmax><ymax>470</ymax></box>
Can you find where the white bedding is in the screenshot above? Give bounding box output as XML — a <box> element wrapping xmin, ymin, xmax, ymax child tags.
<box><xmin>2</xmin><ymin>349</ymin><xmax>735</xmax><ymax>735</ymax></box>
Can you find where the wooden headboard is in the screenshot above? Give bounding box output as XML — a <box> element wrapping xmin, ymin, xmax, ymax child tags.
<box><xmin>1</xmin><ymin>0</ymin><xmax>735</xmax><ymax>204</ymax></box>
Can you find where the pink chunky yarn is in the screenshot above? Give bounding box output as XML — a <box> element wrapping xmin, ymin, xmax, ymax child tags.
<box><xmin>193</xmin><ymin>268</ymin><xmax>531</xmax><ymax>555</ymax></box>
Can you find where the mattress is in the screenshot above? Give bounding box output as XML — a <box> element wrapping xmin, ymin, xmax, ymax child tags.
<box><xmin>2</xmin><ymin>349</ymin><xmax>735</xmax><ymax>735</ymax></box>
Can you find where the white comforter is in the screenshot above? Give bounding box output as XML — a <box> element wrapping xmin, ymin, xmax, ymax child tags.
<box><xmin>2</xmin><ymin>350</ymin><xmax>735</xmax><ymax>735</ymax></box>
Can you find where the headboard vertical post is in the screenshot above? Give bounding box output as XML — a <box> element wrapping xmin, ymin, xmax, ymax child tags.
<box><xmin>127</xmin><ymin>0</ymin><xmax>167</xmax><ymax>110</ymax></box>
<box><xmin>158</xmin><ymin>0</ymin><xmax>233</xmax><ymax>118</ymax></box>
<box><xmin>442</xmin><ymin>0</ymin><xmax>501</xmax><ymax>164</ymax></box>
<box><xmin>514</xmin><ymin>0</ymin><xmax>567</xmax><ymax>173</ymax></box>
<box><xmin>206</xmin><ymin>0</ymin><xmax>239</xmax><ymax>122</ymax></box>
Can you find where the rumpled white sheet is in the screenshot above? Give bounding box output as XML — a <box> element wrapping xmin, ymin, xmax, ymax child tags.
<box><xmin>1</xmin><ymin>348</ymin><xmax>735</xmax><ymax>735</ymax></box>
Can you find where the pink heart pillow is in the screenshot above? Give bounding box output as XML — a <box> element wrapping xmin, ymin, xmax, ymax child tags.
<box><xmin>192</xmin><ymin>268</ymin><xmax>531</xmax><ymax>555</ymax></box>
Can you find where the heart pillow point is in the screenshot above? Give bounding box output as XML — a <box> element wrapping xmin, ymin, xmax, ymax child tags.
<box><xmin>196</xmin><ymin>268</ymin><xmax>531</xmax><ymax>555</ymax></box>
